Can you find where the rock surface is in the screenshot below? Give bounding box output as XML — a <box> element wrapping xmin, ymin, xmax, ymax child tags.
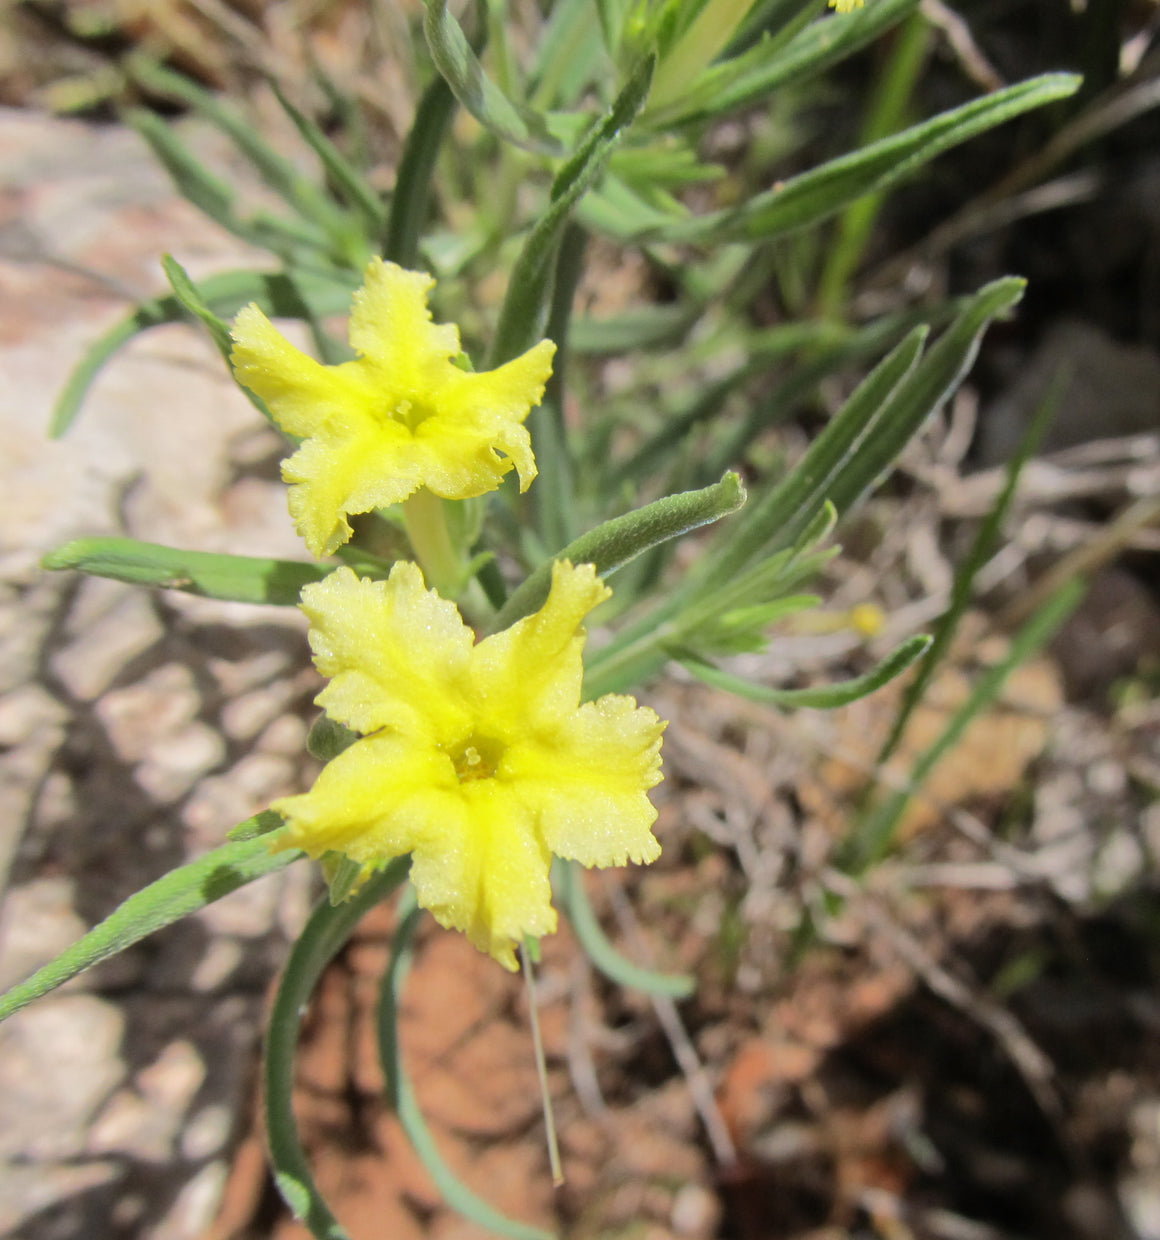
<box><xmin>0</xmin><ymin>107</ymin><xmax>316</xmax><ymax>1238</ymax></box>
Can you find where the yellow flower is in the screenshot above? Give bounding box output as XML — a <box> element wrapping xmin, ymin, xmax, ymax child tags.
<box><xmin>230</xmin><ymin>259</ymin><xmax>556</xmax><ymax>558</ymax></box>
<box><xmin>828</xmin><ymin>0</ymin><xmax>865</xmax><ymax>10</ymax></box>
<box><xmin>272</xmin><ymin>560</ymin><xmax>665</xmax><ymax>969</ymax></box>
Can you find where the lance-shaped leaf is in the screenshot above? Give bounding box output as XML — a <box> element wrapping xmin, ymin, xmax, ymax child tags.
<box><xmin>586</xmin><ymin>279</ymin><xmax>1025</xmax><ymax>695</ymax></box>
<box><xmin>708</xmin><ymin>276</ymin><xmax>1026</xmax><ymax>593</ymax></box>
<box><xmin>490</xmin><ymin>471</ymin><xmax>746</xmax><ymax>631</ymax></box>
<box><xmin>678</xmin><ymin>633</ymin><xmax>932</xmax><ymax>709</ymax></box>
<box><xmin>384</xmin><ymin>75</ymin><xmax>458</xmax><ymax>268</ymax></box>
<box><xmin>423</xmin><ymin>0</ymin><xmax>562</xmax><ymax>154</ymax></box>
<box><xmin>270</xmin><ymin>81</ymin><xmax>387</xmax><ymax>236</ymax></box>
<box><xmin>43</xmin><ymin>537</ymin><xmax>334</xmax><ymax>605</ymax></box>
<box><xmin>646</xmin><ymin>0</ymin><xmax>918</xmax><ymax>128</ymax></box>
<box><xmin>490</xmin><ymin>54</ymin><xmax>655</xmax><ymax>365</ymax></box>
<box><xmin>128</xmin><ymin>57</ymin><xmax>357</xmax><ymax>245</ymax></box>
<box><xmin>839</xmin><ymin>581</ymin><xmax>1084</xmax><ymax>872</ymax></box>
<box><xmin>655</xmin><ymin>74</ymin><xmax>1081</xmax><ymax>244</ymax></box>
<box><xmin>701</xmin><ymin>325</ymin><xmax>927</xmax><ymax>593</ymax></box>
<box><xmin>0</xmin><ymin>817</ymin><xmax>297</xmax><ymax>1024</ymax></box>
<box><xmin>52</xmin><ymin>266</ymin><xmax>356</xmax><ymax>436</ymax></box>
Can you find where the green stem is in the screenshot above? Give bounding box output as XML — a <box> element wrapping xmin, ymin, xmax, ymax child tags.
<box><xmin>265</xmin><ymin>861</ymin><xmax>411</xmax><ymax>1240</ymax></box>
<box><xmin>402</xmin><ymin>489</ymin><xmax>463</xmax><ymax>597</ymax></box>
<box><xmin>378</xmin><ymin>894</ymin><xmax>555</xmax><ymax>1240</ymax></box>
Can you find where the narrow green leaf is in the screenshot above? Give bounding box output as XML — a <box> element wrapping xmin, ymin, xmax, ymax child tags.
<box><xmin>125</xmin><ymin>106</ymin><xmax>249</xmax><ymax>236</ymax></box>
<box><xmin>491</xmin><ymin>472</ymin><xmax>746</xmax><ymax>632</ymax></box>
<box><xmin>384</xmin><ymin>76</ymin><xmax>458</xmax><ymax>266</ymax></box>
<box><xmin>702</xmin><ymin>326</ymin><xmax>927</xmax><ymax>593</ymax></box>
<box><xmin>587</xmin><ymin>281</ymin><xmax>1022</xmax><ymax>697</ymax></box>
<box><xmin>708</xmin><ymin>276</ymin><xmax>1025</xmax><ymax>595</ymax></box>
<box><xmin>646</xmin><ymin>0</ymin><xmax>918</xmax><ymax>128</ymax></box>
<box><xmin>160</xmin><ymin>254</ymin><xmax>233</xmax><ymax>359</ymax></box>
<box><xmin>161</xmin><ymin>254</ymin><xmax>279</xmax><ymax>425</ymax></box>
<box><xmin>817</xmin><ymin>10</ymin><xmax>932</xmax><ymax>317</ymax></box>
<box><xmin>128</xmin><ymin>58</ymin><xmax>351</xmax><ymax>241</ymax></box>
<box><xmin>378</xmin><ymin>891</ymin><xmax>557</xmax><ymax>1240</ymax></box>
<box><xmin>51</xmin><ymin>266</ymin><xmax>355</xmax><ymax>436</ymax></box>
<box><xmin>577</xmin><ymin>172</ymin><xmax>686</xmax><ymax>240</ymax></box>
<box><xmin>570</xmin><ymin>303</ymin><xmax>697</xmax><ymax>354</ymax></box>
<box><xmin>528</xmin><ymin>222</ymin><xmax>587</xmax><ymax>553</ymax></box>
<box><xmin>322</xmin><ymin>854</ymin><xmax>367</xmax><ymax>906</ymax></box>
<box><xmin>43</xmin><ymin>537</ymin><xmax>330</xmax><ymax>605</ymax></box>
<box><xmin>529</xmin><ymin>0</ymin><xmax>606</xmax><ymax>108</ymax></box>
<box><xmin>0</xmin><ymin>818</ymin><xmax>298</xmax><ymax>1024</ymax></box>
<box><xmin>266</xmin><ymin>863</ymin><xmax>410</xmax><ymax>1240</ymax></box>
<box><xmin>823</xmin><ymin>278</ymin><xmax>1026</xmax><ymax>521</ymax></box>
<box><xmin>839</xmin><ymin>580</ymin><xmax>1084</xmax><ymax>871</ymax></box>
<box><xmin>422</xmin><ymin>0</ymin><xmax>562</xmax><ymax>154</ymax></box>
<box><xmin>594</xmin><ymin>0</ymin><xmax>630</xmax><ymax>55</ymax></box>
<box><xmin>270</xmin><ymin>81</ymin><xmax>387</xmax><ymax>235</ymax></box>
<box><xmin>648</xmin><ymin>0</ymin><xmax>772</xmax><ymax>112</ymax></box>
<box><xmin>680</xmin><ymin>634</ymin><xmax>932</xmax><ymax>709</ymax></box>
<box><xmin>489</xmin><ymin>54</ymin><xmax>655</xmax><ymax>365</ymax></box>
<box><xmin>877</xmin><ymin>367</ymin><xmax>1065</xmax><ymax>765</ymax></box>
<box><xmin>658</xmin><ymin>74</ymin><xmax>1081</xmax><ymax>244</ymax></box>
<box><xmin>555</xmin><ymin>862</ymin><xmax>695</xmax><ymax>997</ymax></box>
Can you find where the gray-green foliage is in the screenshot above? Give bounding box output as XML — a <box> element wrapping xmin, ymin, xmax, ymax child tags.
<box><xmin>21</xmin><ymin>2</ymin><xmax>1084</xmax><ymax>1237</ymax></box>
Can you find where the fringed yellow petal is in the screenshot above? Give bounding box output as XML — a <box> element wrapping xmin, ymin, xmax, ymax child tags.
<box><xmin>230</xmin><ymin>305</ymin><xmax>373</xmax><ymax>437</ymax></box>
<box><xmin>512</xmin><ymin>694</ymin><xmax>665</xmax><ymax>867</ymax></box>
<box><xmin>300</xmin><ymin>565</ymin><xmax>473</xmax><ymax>739</ymax></box>
<box><xmin>472</xmin><ymin>560</ymin><xmax>610</xmax><ymax>735</ymax></box>
<box><xmin>283</xmin><ymin>426</ymin><xmax>417</xmax><ymax>558</ymax></box>
<box><xmin>272</xmin><ymin>733</ymin><xmax>458</xmax><ymax>864</ymax></box>
<box><xmin>410</xmin><ymin>782</ymin><xmax>557</xmax><ymax>971</ymax></box>
<box><xmin>229</xmin><ymin>261</ymin><xmax>556</xmax><ymax>558</ymax></box>
<box><xmin>280</xmin><ymin>559</ymin><xmax>663</xmax><ymax>969</ymax></box>
<box><xmin>348</xmin><ymin>259</ymin><xmax>460</xmax><ymax>384</ymax></box>
<box><xmin>437</xmin><ymin>339</ymin><xmax>556</xmax><ymax>490</ymax></box>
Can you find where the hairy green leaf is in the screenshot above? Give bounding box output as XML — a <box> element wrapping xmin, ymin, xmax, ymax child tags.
<box><xmin>490</xmin><ymin>54</ymin><xmax>655</xmax><ymax>365</ymax></box>
<box><xmin>0</xmin><ymin>819</ymin><xmax>298</xmax><ymax>1024</ymax></box>
<box><xmin>646</xmin><ymin>0</ymin><xmax>918</xmax><ymax>127</ymax></box>
<box><xmin>680</xmin><ymin>633</ymin><xmax>932</xmax><ymax>708</ymax></box>
<box><xmin>491</xmin><ymin>472</ymin><xmax>746</xmax><ymax>632</ymax></box>
<box><xmin>657</xmin><ymin>74</ymin><xmax>1081</xmax><ymax>243</ymax></box>
<box><xmin>423</xmin><ymin>0</ymin><xmax>562</xmax><ymax>153</ymax></box>
<box><xmin>43</xmin><ymin>537</ymin><xmax>333</xmax><ymax>605</ymax></box>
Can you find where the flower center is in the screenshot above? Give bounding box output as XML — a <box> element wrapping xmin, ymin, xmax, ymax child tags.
<box><xmin>449</xmin><ymin>734</ymin><xmax>505</xmax><ymax>783</ymax></box>
<box><xmin>388</xmin><ymin>398</ymin><xmax>435</xmax><ymax>433</ymax></box>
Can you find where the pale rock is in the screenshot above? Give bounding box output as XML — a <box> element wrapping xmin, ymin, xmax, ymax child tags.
<box><xmin>1092</xmin><ymin>828</ymin><xmax>1145</xmax><ymax>897</ymax></box>
<box><xmin>189</xmin><ymin>937</ymin><xmax>243</xmax><ymax>991</ymax></box>
<box><xmin>180</xmin><ymin>1103</ymin><xmax>234</xmax><ymax>1161</ymax></box>
<box><xmin>0</xmin><ymin>876</ymin><xmax>86</xmax><ymax>992</ymax></box>
<box><xmin>88</xmin><ymin>1040</ymin><xmax>205</xmax><ymax>1161</ymax></box>
<box><xmin>151</xmin><ymin>1160</ymin><xmax>229</xmax><ymax>1240</ymax></box>
<box><xmin>181</xmin><ymin>751</ymin><xmax>294</xmax><ymax>839</ymax></box>
<box><xmin>95</xmin><ymin>662</ymin><xmax>199</xmax><ymax>762</ymax></box>
<box><xmin>0</xmin><ymin>1158</ymin><xmax>119</xmax><ymax>1236</ymax></box>
<box><xmin>0</xmin><ymin>995</ymin><xmax>125</xmax><ymax>1161</ymax></box>
<box><xmin>0</xmin><ymin>682</ymin><xmax>69</xmax><ymax>745</ymax></box>
<box><xmin>50</xmin><ymin>578</ymin><xmax>165</xmax><ymax>702</ymax></box>
<box><xmin>135</xmin><ymin>720</ymin><xmax>226</xmax><ymax>803</ymax></box>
